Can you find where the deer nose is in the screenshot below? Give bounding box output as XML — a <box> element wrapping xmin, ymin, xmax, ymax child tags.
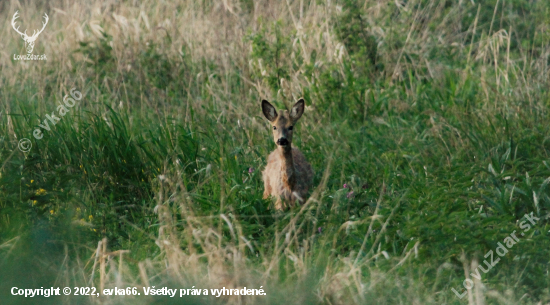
<box><xmin>277</xmin><ymin>138</ymin><xmax>289</xmax><ymax>146</ymax></box>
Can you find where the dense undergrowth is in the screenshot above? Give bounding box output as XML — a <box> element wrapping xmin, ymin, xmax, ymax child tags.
<box><xmin>1</xmin><ymin>0</ymin><xmax>550</xmax><ymax>304</ymax></box>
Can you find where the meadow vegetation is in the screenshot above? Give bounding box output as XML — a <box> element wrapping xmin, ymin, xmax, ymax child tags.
<box><xmin>1</xmin><ymin>0</ymin><xmax>550</xmax><ymax>304</ymax></box>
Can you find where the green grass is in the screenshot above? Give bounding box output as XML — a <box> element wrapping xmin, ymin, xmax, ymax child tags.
<box><xmin>1</xmin><ymin>0</ymin><xmax>550</xmax><ymax>304</ymax></box>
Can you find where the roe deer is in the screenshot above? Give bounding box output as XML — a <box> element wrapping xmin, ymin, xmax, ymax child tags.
<box><xmin>261</xmin><ymin>99</ymin><xmax>313</xmax><ymax>210</ymax></box>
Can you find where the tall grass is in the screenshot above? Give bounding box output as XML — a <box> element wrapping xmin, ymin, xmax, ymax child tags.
<box><xmin>1</xmin><ymin>0</ymin><xmax>550</xmax><ymax>304</ymax></box>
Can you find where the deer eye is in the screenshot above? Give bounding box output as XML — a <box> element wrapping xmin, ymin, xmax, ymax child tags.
<box><xmin>273</xmin><ymin>126</ymin><xmax>277</xmax><ymax>130</ymax></box>
<box><xmin>288</xmin><ymin>126</ymin><xmax>293</xmax><ymax>130</ymax></box>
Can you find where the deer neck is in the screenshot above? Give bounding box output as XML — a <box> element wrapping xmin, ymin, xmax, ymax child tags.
<box><xmin>279</xmin><ymin>146</ymin><xmax>296</xmax><ymax>189</ymax></box>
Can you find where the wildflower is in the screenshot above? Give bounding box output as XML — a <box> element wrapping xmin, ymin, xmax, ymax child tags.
<box><xmin>347</xmin><ymin>191</ymin><xmax>355</xmax><ymax>199</ymax></box>
<box><xmin>32</xmin><ymin>200</ymin><xmax>37</xmax><ymax>206</ymax></box>
<box><xmin>30</xmin><ymin>180</ymin><xmax>34</xmax><ymax>183</ymax></box>
<box><xmin>343</xmin><ymin>183</ymin><xmax>348</xmax><ymax>189</ymax></box>
<box><xmin>249</xmin><ymin>167</ymin><xmax>255</xmax><ymax>173</ymax></box>
<box><xmin>318</xmin><ymin>227</ymin><xmax>322</xmax><ymax>233</ymax></box>
<box><xmin>50</xmin><ymin>210</ymin><xmax>54</xmax><ymax>215</ymax></box>
<box><xmin>235</xmin><ymin>155</ymin><xmax>238</xmax><ymax>160</ymax></box>
<box><xmin>89</xmin><ymin>215</ymin><xmax>93</xmax><ymax>220</ymax></box>
<box><xmin>76</xmin><ymin>207</ymin><xmax>81</xmax><ymax>212</ymax></box>
<box><xmin>35</xmin><ymin>188</ymin><xmax>47</xmax><ymax>196</ymax></box>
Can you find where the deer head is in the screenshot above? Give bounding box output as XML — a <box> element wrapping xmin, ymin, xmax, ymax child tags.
<box><xmin>262</xmin><ymin>99</ymin><xmax>305</xmax><ymax>152</ymax></box>
<box><xmin>11</xmin><ymin>11</ymin><xmax>49</xmax><ymax>54</ymax></box>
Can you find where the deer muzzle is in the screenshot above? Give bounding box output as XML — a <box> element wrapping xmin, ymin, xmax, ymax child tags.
<box><xmin>277</xmin><ymin>138</ymin><xmax>289</xmax><ymax>146</ymax></box>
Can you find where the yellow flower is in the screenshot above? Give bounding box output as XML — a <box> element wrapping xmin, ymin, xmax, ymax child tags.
<box><xmin>30</xmin><ymin>180</ymin><xmax>34</xmax><ymax>183</ymax></box>
<box><xmin>89</xmin><ymin>215</ymin><xmax>93</xmax><ymax>220</ymax></box>
<box><xmin>35</xmin><ymin>189</ymin><xmax>47</xmax><ymax>196</ymax></box>
<box><xmin>50</xmin><ymin>210</ymin><xmax>54</xmax><ymax>215</ymax></box>
<box><xmin>235</xmin><ymin>155</ymin><xmax>237</xmax><ymax>160</ymax></box>
<box><xmin>32</xmin><ymin>200</ymin><xmax>37</xmax><ymax>205</ymax></box>
<box><xmin>76</xmin><ymin>207</ymin><xmax>81</xmax><ymax>212</ymax></box>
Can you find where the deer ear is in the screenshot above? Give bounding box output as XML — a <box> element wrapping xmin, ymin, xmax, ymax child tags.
<box><xmin>262</xmin><ymin>100</ymin><xmax>278</xmax><ymax>122</ymax></box>
<box><xmin>290</xmin><ymin>99</ymin><xmax>305</xmax><ymax>121</ymax></box>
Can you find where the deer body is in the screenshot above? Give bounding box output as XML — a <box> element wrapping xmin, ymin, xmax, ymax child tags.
<box><xmin>261</xmin><ymin>99</ymin><xmax>313</xmax><ymax>210</ymax></box>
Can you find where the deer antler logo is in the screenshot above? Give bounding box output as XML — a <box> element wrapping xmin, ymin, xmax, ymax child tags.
<box><xmin>11</xmin><ymin>11</ymin><xmax>49</xmax><ymax>54</ymax></box>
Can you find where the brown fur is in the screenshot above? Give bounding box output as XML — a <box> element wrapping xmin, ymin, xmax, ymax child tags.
<box><xmin>261</xmin><ymin>99</ymin><xmax>313</xmax><ymax>210</ymax></box>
